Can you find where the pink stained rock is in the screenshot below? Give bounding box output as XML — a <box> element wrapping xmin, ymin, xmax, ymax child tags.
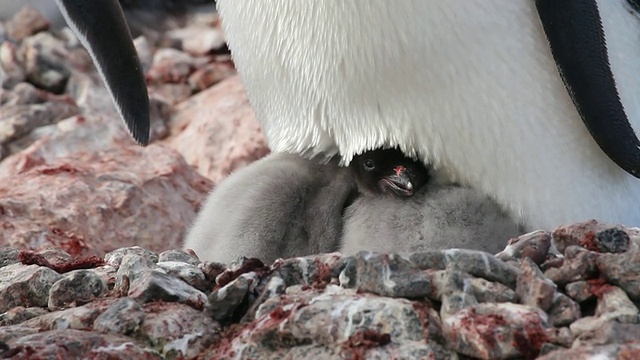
<box><xmin>163</xmin><ymin>75</ymin><xmax>270</xmax><ymax>183</ymax></box>
<box><xmin>0</xmin><ymin>142</ymin><xmax>212</xmax><ymax>257</ymax></box>
<box><xmin>3</xmin><ymin>6</ymin><xmax>50</xmax><ymax>41</ymax></box>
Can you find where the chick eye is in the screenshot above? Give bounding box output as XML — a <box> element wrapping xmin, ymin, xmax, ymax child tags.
<box><xmin>363</xmin><ymin>159</ymin><xmax>375</xmax><ymax>171</ymax></box>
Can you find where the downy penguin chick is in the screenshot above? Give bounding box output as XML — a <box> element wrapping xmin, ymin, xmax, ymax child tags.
<box><xmin>184</xmin><ymin>148</ymin><xmax>429</xmax><ymax>265</ymax></box>
<box><xmin>341</xmin><ymin>182</ymin><xmax>523</xmax><ymax>256</ymax></box>
<box><xmin>349</xmin><ymin>147</ymin><xmax>431</xmax><ymax>198</ymax></box>
<box><xmin>183</xmin><ymin>152</ymin><xmax>356</xmax><ymax>265</ymax></box>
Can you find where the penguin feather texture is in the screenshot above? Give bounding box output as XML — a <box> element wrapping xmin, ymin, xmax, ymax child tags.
<box><xmin>183</xmin><ymin>152</ymin><xmax>355</xmax><ymax>264</ymax></box>
<box><xmin>217</xmin><ymin>0</ymin><xmax>640</xmax><ymax>229</ymax></box>
<box><xmin>340</xmin><ymin>186</ymin><xmax>523</xmax><ymax>256</ymax></box>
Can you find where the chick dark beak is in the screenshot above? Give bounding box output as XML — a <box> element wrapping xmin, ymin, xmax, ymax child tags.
<box><xmin>379</xmin><ymin>167</ymin><xmax>414</xmax><ymax>197</ymax></box>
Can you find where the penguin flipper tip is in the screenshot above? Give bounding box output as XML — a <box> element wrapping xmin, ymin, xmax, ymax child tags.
<box><xmin>121</xmin><ymin>104</ymin><xmax>150</xmax><ymax>146</ymax></box>
<box><xmin>56</xmin><ymin>0</ymin><xmax>151</xmax><ymax>146</ymax></box>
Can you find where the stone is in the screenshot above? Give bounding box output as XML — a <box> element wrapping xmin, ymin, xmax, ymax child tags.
<box><xmin>4</xmin><ymin>6</ymin><xmax>50</xmax><ymax>41</ymax></box>
<box><xmin>411</xmin><ymin>249</ymin><xmax>521</xmax><ymax>288</ymax></box>
<box><xmin>1</xmin><ymin>82</ymin><xmax>46</xmax><ymax>106</ymax></box>
<box><xmin>496</xmin><ymin>230</ymin><xmax>552</xmax><ymax>264</ymax></box>
<box><xmin>48</xmin><ymin>269</ymin><xmax>107</xmax><ymax>310</ymax></box>
<box><xmin>199</xmin><ymin>261</ymin><xmax>227</xmax><ymax>284</ymax></box>
<box><xmin>208</xmin><ymin>273</ymin><xmax>252</xmax><ymax>322</ymax></box>
<box><xmin>538</xmin><ymin>342</ymin><xmax>640</xmax><ymax>359</ymax></box>
<box><xmin>115</xmin><ymin>254</ymin><xmax>156</xmax><ymax>291</ymax></box>
<box><xmin>544</xmin><ymin>246</ymin><xmax>599</xmax><ymax>285</ymax></box>
<box><xmin>139</xmin><ymin>302</ymin><xmax>220</xmax><ymax>359</ymax></box>
<box><xmin>0</xmin><ymin>246</ymin><xmax>20</xmax><ymax>268</ymax></box>
<box><xmin>273</xmin><ymin>253</ymin><xmax>344</xmax><ymax>288</ymax></box>
<box><xmin>156</xmin><ymin>261</ymin><xmax>208</xmax><ymax>291</ymax></box>
<box><xmin>241</xmin><ymin>275</ymin><xmax>287</xmax><ymax>323</ymax></box>
<box><xmin>133</xmin><ymin>35</ymin><xmax>154</xmax><ymax>72</ymax></box>
<box><xmin>106</xmin><ymin>247</ymin><xmax>159</xmax><ymax>268</ymax></box>
<box><xmin>351</xmin><ymin>252</ymin><xmax>431</xmax><ymax>298</ymax></box>
<box><xmin>127</xmin><ymin>270</ymin><xmax>208</xmax><ymax>310</ymax></box>
<box><xmin>188</xmin><ymin>61</ymin><xmax>237</xmax><ymax>92</ymax></box>
<box><xmin>597</xmin><ymin>250</ymin><xmax>640</xmax><ymax>302</ymax></box>
<box><xmin>20</xmin><ymin>300</ymin><xmax>110</xmax><ymax>331</ymax></box>
<box><xmin>594</xmin><ymin>285</ymin><xmax>639</xmax><ymax>320</ymax></box>
<box><xmin>21</xmin><ymin>32</ymin><xmax>71</xmax><ymax>93</ymax></box>
<box><xmin>0</xmin><ymin>263</ymin><xmax>61</xmax><ymax>312</ymax></box>
<box><xmin>163</xmin><ymin>75</ymin><xmax>269</xmax><ymax>183</ymax></box>
<box><xmin>547</xmin><ymin>293</ymin><xmax>581</xmax><ymax>327</ymax></box>
<box><xmin>427</xmin><ymin>268</ymin><xmax>516</xmax><ymax>303</ymax></box>
<box><xmin>0</xmin><ymin>307</ymin><xmax>48</xmax><ymax>326</ymax></box>
<box><xmin>158</xmin><ymin>249</ymin><xmax>200</xmax><ymax>266</ymax></box>
<box><xmin>0</xmin><ymin>144</ymin><xmax>211</xmax><ymax>257</ymax></box>
<box><xmin>570</xmin><ymin>316</ymin><xmax>611</xmax><ymax>337</ymax></box>
<box><xmin>443</xmin><ymin>302</ymin><xmax>550</xmax><ymax>359</ymax></box>
<box><xmin>5</xmin><ymin>329</ymin><xmax>161</xmax><ymax>359</ymax></box>
<box><xmin>516</xmin><ymin>257</ymin><xmax>557</xmax><ymax>311</ymax></box>
<box><xmin>164</xmin><ymin>27</ymin><xmax>226</xmax><ymax>56</ymax></box>
<box><xmin>92</xmin><ymin>297</ymin><xmax>145</xmax><ymax>335</ymax></box>
<box><xmin>0</xmin><ymin>41</ymin><xmax>26</xmax><ymax>88</ymax></box>
<box><xmin>146</xmin><ymin>48</ymin><xmax>196</xmax><ymax>85</ymax></box>
<box><xmin>594</xmin><ymin>228</ymin><xmax>631</xmax><ymax>253</ymax></box>
<box><xmin>552</xmin><ymin>220</ymin><xmax>630</xmax><ymax>254</ymax></box>
<box><xmin>573</xmin><ymin>322</ymin><xmax>640</xmax><ymax>348</ymax></box>
<box><xmin>565</xmin><ymin>280</ymin><xmax>596</xmax><ymax>303</ymax></box>
<box><xmin>0</xmin><ymin>98</ymin><xmax>80</xmax><ymax>150</ymax></box>
<box><xmin>214</xmin><ymin>285</ymin><xmax>449</xmax><ymax>359</ymax></box>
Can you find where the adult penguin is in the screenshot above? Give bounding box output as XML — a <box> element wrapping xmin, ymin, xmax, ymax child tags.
<box><xmin>55</xmin><ymin>0</ymin><xmax>640</xmax><ymax>230</ymax></box>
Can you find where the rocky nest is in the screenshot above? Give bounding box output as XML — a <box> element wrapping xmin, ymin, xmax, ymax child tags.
<box><xmin>2</xmin><ymin>5</ymin><xmax>640</xmax><ymax>360</ymax></box>
<box><xmin>1</xmin><ymin>221</ymin><xmax>640</xmax><ymax>359</ymax></box>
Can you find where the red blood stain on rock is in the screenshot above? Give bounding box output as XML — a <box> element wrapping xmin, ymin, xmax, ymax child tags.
<box><xmin>143</xmin><ymin>301</ymin><xmax>179</xmax><ymax>313</ymax></box>
<box><xmin>1</xmin><ymin>345</ymin><xmax>35</xmax><ymax>359</ymax></box>
<box><xmin>580</xmin><ymin>231</ymin><xmax>600</xmax><ymax>252</ymax></box>
<box><xmin>216</xmin><ymin>258</ymin><xmax>270</xmax><ymax>288</ymax></box>
<box><xmin>14</xmin><ymin>155</ymin><xmax>46</xmax><ymax>174</ymax></box>
<box><xmin>269</xmin><ymin>307</ymin><xmax>291</xmax><ymax>321</ymax></box>
<box><xmin>341</xmin><ymin>329</ymin><xmax>391</xmax><ymax>360</ymax></box>
<box><xmin>619</xmin><ymin>347</ymin><xmax>640</xmax><ymax>359</ymax></box>
<box><xmin>588</xmin><ymin>277</ymin><xmax>615</xmax><ymax>297</ymax></box>
<box><xmin>459</xmin><ymin>308</ymin><xmax>508</xmax><ymax>349</ymax></box>
<box><xmin>49</xmin><ymin>227</ymin><xmax>91</xmax><ymax>256</ymax></box>
<box><xmin>311</xmin><ymin>259</ymin><xmax>333</xmax><ymax>289</ymax></box>
<box><xmin>36</xmin><ymin>164</ymin><xmax>81</xmax><ymax>176</ymax></box>
<box><xmin>18</xmin><ymin>250</ymin><xmax>105</xmax><ymax>273</ymax></box>
<box><xmin>511</xmin><ymin>313</ymin><xmax>548</xmax><ymax>360</ymax></box>
<box><xmin>209</xmin><ymin>298</ymin><xmax>306</xmax><ymax>358</ymax></box>
<box><xmin>411</xmin><ymin>301</ymin><xmax>443</xmax><ymax>343</ymax></box>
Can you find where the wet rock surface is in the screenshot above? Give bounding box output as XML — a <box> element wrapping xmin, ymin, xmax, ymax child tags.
<box><xmin>2</xmin><ymin>6</ymin><xmax>640</xmax><ymax>360</ymax></box>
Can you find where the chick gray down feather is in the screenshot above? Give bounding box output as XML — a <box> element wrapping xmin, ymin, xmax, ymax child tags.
<box><xmin>183</xmin><ymin>152</ymin><xmax>355</xmax><ymax>264</ymax></box>
<box><xmin>340</xmin><ymin>185</ymin><xmax>523</xmax><ymax>256</ymax></box>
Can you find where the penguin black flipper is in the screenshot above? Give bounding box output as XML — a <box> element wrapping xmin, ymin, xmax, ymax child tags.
<box><xmin>535</xmin><ymin>0</ymin><xmax>640</xmax><ymax>178</ymax></box>
<box><xmin>55</xmin><ymin>0</ymin><xmax>150</xmax><ymax>145</ymax></box>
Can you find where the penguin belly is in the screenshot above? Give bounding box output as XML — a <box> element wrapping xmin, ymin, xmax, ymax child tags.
<box><xmin>217</xmin><ymin>0</ymin><xmax>640</xmax><ymax>229</ymax></box>
<box><xmin>340</xmin><ymin>186</ymin><xmax>523</xmax><ymax>256</ymax></box>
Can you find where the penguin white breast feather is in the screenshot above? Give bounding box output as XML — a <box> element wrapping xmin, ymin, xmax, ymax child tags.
<box><xmin>217</xmin><ymin>0</ymin><xmax>567</xmax><ymax>164</ymax></box>
<box><xmin>217</xmin><ymin>0</ymin><xmax>640</xmax><ymax>229</ymax></box>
